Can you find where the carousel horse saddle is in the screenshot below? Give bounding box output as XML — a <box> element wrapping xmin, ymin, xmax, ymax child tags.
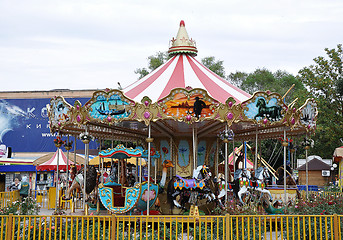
<box><xmin>174</xmin><ymin>175</ymin><xmax>205</xmax><ymax>190</ymax></box>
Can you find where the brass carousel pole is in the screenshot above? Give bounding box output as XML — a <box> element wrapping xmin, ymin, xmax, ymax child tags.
<box><xmin>255</xmin><ymin>126</ymin><xmax>258</xmax><ymax>170</ymax></box>
<box><xmin>192</xmin><ymin>125</ymin><xmax>197</xmax><ymax>171</ymax></box>
<box><xmin>54</xmin><ymin>132</ymin><xmax>62</xmax><ymax>211</ymax></box>
<box><xmin>283</xmin><ymin>128</ymin><xmax>287</xmax><ymax>205</ymax></box>
<box><xmin>224</xmin><ymin>125</ymin><xmax>229</xmax><ymax>206</ymax></box>
<box><xmin>146</xmin><ymin>124</ymin><xmax>153</xmax><ymax>215</ymax></box>
<box><xmin>65</xmin><ymin>135</ymin><xmax>72</xmax><ymax>195</ymax></box>
<box><xmin>305</xmin><ymin>134</ymin><xmax>309</xmax><ymax>199</ymax></box>
<box><xmin>82</xmin><ymin>126</ymin><xmax>90</xmax><ymax>214</ymax></box>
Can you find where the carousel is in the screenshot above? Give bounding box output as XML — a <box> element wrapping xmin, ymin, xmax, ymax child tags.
<box><xmin>47</xmin><ymin>20</ymin><xmax>318</xmax><ymax>215</ymax></box>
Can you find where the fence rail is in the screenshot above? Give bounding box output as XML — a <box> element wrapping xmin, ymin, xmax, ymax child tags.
<box><xmin>0</xmin><ymin>191</ymin><xmax>20</xmax><ymax>208</ymax></box>
<box><xmin>0</xmin><ymin>214</ymin><xmax>341</xmax><ymax>240</ymax></box>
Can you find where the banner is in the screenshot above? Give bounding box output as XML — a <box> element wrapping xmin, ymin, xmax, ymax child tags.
<box><xmin>0</xmin><ymin>98</ymin><xmax>98</xmax><ymax>153</ymax></box>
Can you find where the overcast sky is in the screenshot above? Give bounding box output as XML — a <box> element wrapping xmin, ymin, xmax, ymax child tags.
<box><xmin>0</xmin><ymin>0</ymin><xmax>342</xmax><ymax>92</ymax></box>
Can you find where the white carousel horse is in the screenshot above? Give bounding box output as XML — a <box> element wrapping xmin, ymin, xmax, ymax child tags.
<box><xmin>252</xmin><ymin>167</ymin><xmax>273</xmax><ymax>201</ymax></box>
<box><xmin>233</xmin><ymin>168</ymin><xmax>252</xmax><ymax>204</ymax></box>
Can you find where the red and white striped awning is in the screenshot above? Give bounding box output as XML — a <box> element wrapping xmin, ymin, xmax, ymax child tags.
<box><xmin>124</xmin><ymin>54</ymin><xmax>251</xmax><ymax>103</ymax></box>
<box><xmin>123</xmin><ymin>21</ymin><xmax>251</xmax><ymax>103</ymax></box>
<box><xmin>37</xmin><ymin>149</ymin><xmax>75</xmax><ymax>171</ymax></box>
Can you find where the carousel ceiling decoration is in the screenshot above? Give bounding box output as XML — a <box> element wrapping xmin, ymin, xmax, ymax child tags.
<box><xmin>47</xmin><ymin>20</ymin><xmax>317</xmax><ymax>140</ymax></box>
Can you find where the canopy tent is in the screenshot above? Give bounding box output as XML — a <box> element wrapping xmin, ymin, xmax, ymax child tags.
<box><xmin>35</xmin><ymin>149</ymin><xmax>77</xmax><ymax>171</ymax></box>
<box><xmin>34</xmin><ymin>151</ymin><xmax>85</xmax><ymax>166</ymax></box>
<box><xmin>123</xmin><ymin>21</ymin><xmax>251</xmax><ymax>103</ymax></box>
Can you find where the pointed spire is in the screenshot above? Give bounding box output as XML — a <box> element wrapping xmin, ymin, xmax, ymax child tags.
<box><xmin>168</xmin><ymin>20</ymin><xmax>198</xmax><ymax>57</ymax></box>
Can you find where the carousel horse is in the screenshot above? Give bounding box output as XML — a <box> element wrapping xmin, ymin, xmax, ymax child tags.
<box><xmin>233</xmin><ymin>168</ymin><xmax>252</xmax><ymax>204</ymax></box>
<box><xmin>254</xmin><ymin>98</ymin><xmax>282</xmax><ymax>121</ymax></box>
<box><xmin>251</xmin><ymin>166</ymin><xmax>273</xmax><ymax>202</ymax></box>
<box><xmin>63</xmin><ymin>165</ymin><xmax>97</xmax><ymax>201</ymax></box>
<box><xmin>166</xmin><ymin>165</ymin><xmax>216</xmax><ymax>212</ymax></box>
<box><xmin>214</xmin><ymin>173</ymin><xmax>234</xmax><ymax>208</ymax></box>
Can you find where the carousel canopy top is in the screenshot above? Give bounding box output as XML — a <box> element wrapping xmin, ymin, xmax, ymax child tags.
<box><xmin>47</xmin><ymin>21</ymin><xmax>318</xmax><ymax>142</ymax></box>
<box><xmin>124</xmin><ymin>21</ymin><xmax>251</xmax><ymax>103</ymax></box>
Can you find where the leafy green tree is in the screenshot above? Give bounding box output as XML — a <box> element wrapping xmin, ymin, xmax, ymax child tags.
<box><xmin>228</xmin><ymin>68</ymin><xmax>306</xmax><ymax>105</ymax></box>
<box><xmin>201</xmin><ymin>56</ymin><xmax>226</xmax><ymax>78</ymax></box>
<box><xmin>297</xmin><ymin>44</ymin><xmax>343</xmax><ymax>158</ymax></box>
<box><xmin>134</xmin><ymin>51</ymin><xmax>169</xmax><ymax>79</ymax></box>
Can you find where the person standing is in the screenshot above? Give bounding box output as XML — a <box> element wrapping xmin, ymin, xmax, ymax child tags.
<box><xmin>9</xmin><ymin>177</ymin><xmax>21</xmax><ymax>191</ymax></box>
<box><xmin>19</xmin><ymin>176</ymin><xmax>30</xmax><ymax>200</ymax></box>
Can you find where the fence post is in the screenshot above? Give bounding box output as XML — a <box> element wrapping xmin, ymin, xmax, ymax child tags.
<box><xmin>225</xmin><ymin>214</ymin><xmax>230</xmax><ymax>240</ymax></box>
<box><xmin>5</xmin><ymin>213</ymin><xmax>13</xmax><ymax>240</ymax></box>
<box><xmin>334</xmin><ymin>214</ymin><xmax>339</xmax><ymax>240</ymax></box>
<box><xmin>111</xmin><ymin>214</ymin><xmax>116</xmax><ymax>240</ymax></box>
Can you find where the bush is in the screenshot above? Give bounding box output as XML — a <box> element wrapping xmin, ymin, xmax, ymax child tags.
<box><xmin>0</xmin><ymin>197</ymin><xmax>40</xmax><ymax>215</ymax></box>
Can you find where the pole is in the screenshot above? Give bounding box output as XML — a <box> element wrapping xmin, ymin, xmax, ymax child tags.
<box><xmin>255</xmin><ymin>126</ymin><xmax>258</xmax><ymax>170</ymax></box>
<box><xmin>55</xmin><ymin>147</ymin><xmax>60</xmax><ymax>211</ymax></box>
<box><xmin>83</xmin><ymin>126</ymin><xmax>89</xmax><ymax>213</ymax></box>
<box><xmin>233</xmin><ymin>136</ymin><xmax>235</xmax><ymax>172</ymax></box>
<box><xmin>216</xmin><ymin>138</ymin><xmax>219</xmax><ymax>177</ymax></box>
<box><xmin>192</xmin><ymin>125</ymin><xmax>196</xmax><ymax>171</ymax></box>
<box><xmin>224</xmin><ymin>125</ymin><xmax>228</xmax><ymax>206</ymax></box>
<box><xmin>244</xmin><ymin>141</ymin><xmax>247</xmax><ymax>168</ymax></box>
<box><xmin>147</xmin><ymin>124</ymin><xmax>152</xmax><ymax>215</ymax></box>
<box><xmin>283</xmin><ymin>129</ymin><xmax>287</xmax><ymax>205</ymax></box>
<box><xmin>66</xmin><ymin>135</ymin><xmax>70</xmax><ymax>194</ymax></box>
<box><xmin>305</xmin><ymin>135</ymin><xmax>309</xmax><ymax>199</ymax></box>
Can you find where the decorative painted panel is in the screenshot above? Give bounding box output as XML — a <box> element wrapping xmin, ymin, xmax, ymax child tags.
<box><xmin>50</xmin><ymin>96</ymin><xmax>72</xmax><ymax>127</ymax></box>
<box><xmin>85</xmin><ymin>90</ymin><xmax>134</xmax><ymax>123</ymax></box>
<box><xmin>299</xmin><ymin>98</ymin><xmax>317</xmax><ymax>131</ymax></box>
<box><xmin>209</xmin><ymin>141</ymin><xmax>217</xmax><ymax>168</ymax></box>
<box><xmin>158</xmin><ymin>88</ymin><xmax>219</xmax><ymax>123</ymax></box>
<box><xmin>160</xmin><ymin>140</ymin><xmax>170</xmax><ymax>161</ymax></box>
<box><xmin>197</xmin><ymin>140</ymin><xmax>206</xmax><ymax>166</ymax></box>
<box><xmin>242</xmin><ymin>92</ymin><xmax>286</xmax><ymax>125</ymax></box>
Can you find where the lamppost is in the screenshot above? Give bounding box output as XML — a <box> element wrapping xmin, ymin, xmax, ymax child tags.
<box><xmin>331</xmin><ymin>163</ymin><xmax>338</xmax><ymax>184</ymax></box>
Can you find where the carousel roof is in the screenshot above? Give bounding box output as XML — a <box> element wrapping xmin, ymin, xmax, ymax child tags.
<box><xmin>124</xmin><ymin>21</ymin><xmax>251</xmax><ymax>103</ymax></box>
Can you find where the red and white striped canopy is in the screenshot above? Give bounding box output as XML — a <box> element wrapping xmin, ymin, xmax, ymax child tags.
<box><xmin>123</xmin><ymin>20</ymin><xmax>251</xmax><ymax>103</ymax></box>
<box><xmin>124</xmin><ymin>54</ymin><xmax>251</xmax><ymax>103</ymax></box>
<box><xmin>37</xmin><ymin>149</ymin><xmax>75</xmax><ymax>171</ymax></box>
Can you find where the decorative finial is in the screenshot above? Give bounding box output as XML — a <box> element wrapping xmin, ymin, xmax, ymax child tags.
<box><xmin>168</xmin><ymin>20</ymin><xmax>197</xmax><ymax>57</ymax></box>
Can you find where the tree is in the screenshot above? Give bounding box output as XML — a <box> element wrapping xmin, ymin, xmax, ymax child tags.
<box><xmin>228</xmin><ymin>68</ymin><xmax>306</xmax><ymax>106</ymax></box>
<box><xmin>201</xmin><ymin>56</ymin><xmax>226</xmax><ymax>78</ymax></box>
<box><xmin>134</xmin><ymin>52</ymin><xmax>169</xmax><ymax>79</ymax></box>
<box><xmin>297</xmin><ymin>44</ymin><xmax>343</xmax><ymax>158</ymax></box>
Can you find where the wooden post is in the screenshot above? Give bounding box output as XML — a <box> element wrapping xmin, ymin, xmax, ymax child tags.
<box><xmin>225</xmin><ymin>213</ymin><xmax>230</xmax><ymax>240</ymax></box>
<box><xmin>334</xmin><ymin>214</ymin><xmax>339</xmax><ymax>240</ymax></box>
<box><xmin>111</xmin><ymin>214</ymin><xmax>116</xmax><ymax>240</ymax></box>
<box><xmin>5</xmin><ymin>213</ymin><xmax>13</xmax><ymax>240</ymax></box>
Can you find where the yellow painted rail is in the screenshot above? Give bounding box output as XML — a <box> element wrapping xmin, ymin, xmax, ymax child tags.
<box><xmin>301</xmin><ymin>191</ymin><xmax>343</xmax><ymax>199</ymax></box>
<box><xmin>0</xmin><ymin>214</ymin><xmax>341</xmax><ymax>240</ymax></box>
<box><xmin>0</xmin><ymin>191</ymin><xmax>20</xmax><ymax>208</ymax></box>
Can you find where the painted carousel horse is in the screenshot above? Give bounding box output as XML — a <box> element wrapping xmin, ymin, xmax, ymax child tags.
<box><xmin>250</xmin><ymin>166</ymin><xmax>273</xmax><ymax>202</ymax></box>
<box><xmin>254</xmin><ymin>98</ymin><xmax>282</xmax><ymax>121</ymax></box>
<box><xmin>233</xmin><ymin>168</ymin><xmax>252</xmax><ymax>204</ymax></box>
<box><xmin>166</xmin><ymin>165</ymin><xmax>216</xmax><ymax>211</ymax></box>
<box><xmin>214</xmin><ymin>173</ymin><xmax>234</xmax><ymax>208</ymax></box>
<box><xmin>63</xmin><ymin>165</ymin><xmax>98</xmax><ymax>201</ymax></box>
